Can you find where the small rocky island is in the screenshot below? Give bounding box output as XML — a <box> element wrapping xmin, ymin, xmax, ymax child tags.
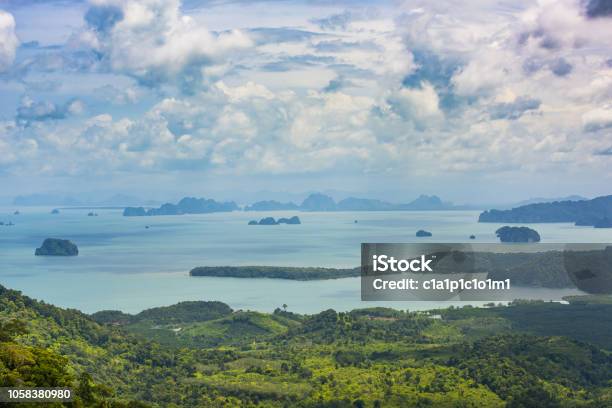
<box><xmin>51</xmin><ymin>209</ymin><xmax>60</xmax><ymax>214</ymax></box>
<box><xmin>35</xmin><ymin>238</ymin><xmax>79</xmax><ymax>256</ymax></box>
<box><xmin>248</xmin><ymin>216</ymin><xmax>301</xmax><ymax>225</ymax></box>
<box><xmin>416</xmin><ymin>229</ymin><xmax>432</xmax><ymax>237</ymax></box>
<box><xmin>495</xmin><ymin>226</ymin><xmax>540</xmax><ymax>243</ymax></box>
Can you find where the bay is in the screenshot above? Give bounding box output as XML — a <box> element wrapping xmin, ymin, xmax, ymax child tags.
<box><xmin>0</xmin><ymin>207</ymin><xmax>605</xmax><ymax>313</ymax></box>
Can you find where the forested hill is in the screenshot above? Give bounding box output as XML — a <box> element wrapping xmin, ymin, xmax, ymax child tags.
<box><xmin>2</xmin><ymin>284</ymin><xmax>612</xmax><ymax>407</ymax></box>
<box><xmin>190</xmin><ymin>265</ymin><xmax>361</xmax><ymax>280</ymax></box>
<box><xmin>478</xmin><ymin>195</ymin><xmax>612</xmax><ymax>226</ymax></box>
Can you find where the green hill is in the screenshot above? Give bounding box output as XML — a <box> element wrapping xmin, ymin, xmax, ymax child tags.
<box><xmin>2</xmin><ymin>284</ymin><xmax>612</xmax><ymax>407</ymax></box>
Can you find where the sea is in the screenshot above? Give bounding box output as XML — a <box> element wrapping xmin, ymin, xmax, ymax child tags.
<box><xmin>1</xmin><ymin>207</ymin><xmax>609</xmax><ymax>314</ymax></box>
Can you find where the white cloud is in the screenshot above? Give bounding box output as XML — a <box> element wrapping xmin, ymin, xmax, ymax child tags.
<box><xmin>81</xmin><ymin>0</ymin><xmax>252</xmax><ymax>90</ymax></box>
<box><xmin>582</xmin><ymin>106</ymin><xmax>612</xmax><ymax>132</ymax></box>
<box><xmin>0</xmin><ymin>10</ymin><xmax>18</xmax><ymax>72</ymax></box>
<box><xmin>3</xmin><ymin>0</ymin><xmax>612</xmax><ymax>192</ymax></box>
<box><xmin>387</xmin><ymin>82</ymin><xmax>443</xmax><ymax>125</ymax></box>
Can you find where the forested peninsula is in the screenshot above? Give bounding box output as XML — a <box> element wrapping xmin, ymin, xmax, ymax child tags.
<box><xmin>479</xmin><ymin>195</ymin><xmax>612</xmax><ymax>227</ymax></box>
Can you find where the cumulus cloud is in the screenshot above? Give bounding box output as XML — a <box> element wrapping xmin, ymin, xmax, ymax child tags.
<box><xmin>0</xmin><ymin>10</ymin><xmax>18</xmax><ymax>72</ymax></box>
<box><xmin>387</xmin><ymin>82</ymin><xmax>443</xmax><ymax>128</ymax></box>
<box><xmin>582</xmin><ymin>106</ymin><xmax>612</xmax><ymax>132</ymax></box>
<box><xmin>2</xmin><ymin>0</ymin><xmax>612</xmax><ymax>188</ymax></box>
<box><xmin>78</xmin><ymin>0</ymin><xmax>252</xmax><ymax>91</ymax></box>
<box><xmin>585</xmin><ymin>0</ymin><xmax>612</xmax><ymax>18</ymax></box>
<box><xmin>490</xmin><ymin>96</ymin><xmax>541</xmax><ymax>120</ymax></box>
<box><xmin>16</xmin><ymin>97</ymin><xmax>84</xmax><ymax>126</ymax></box>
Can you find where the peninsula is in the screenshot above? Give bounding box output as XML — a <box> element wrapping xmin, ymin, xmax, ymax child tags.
<box><xmin>123</xmin><ymin>197</ymin><xmax>238</xmax><ymax>216</ymax></box>
<box><xmin>479</xmin><ymin>195</ymin><xmax>612</xmax><ymax>227</ymax></box>
<box><xmin>190</xmin><ymin>266</ymin><xmax>361</xmax><ymax>280</ymax></box>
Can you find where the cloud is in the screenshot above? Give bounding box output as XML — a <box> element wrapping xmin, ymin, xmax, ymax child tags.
<box><xmin>387</xmin><ymin>82</ymin><xmax>443</xmax><ymax>129</ymax></box>
<box><xmin>550</xmin><ymin>57</ymin><xmax>573</xmax><ymax>76</ymax></box>
<box><xmin>595</xmin><ymin>146</ymin><xmax>612</xmax><ymax>155</ymax></box>
<box><xmin>2</xmin><ymin>0</ymin><xmax>612</xmax><ymax>190</ymax></box>
<box><xmin>311</xmin><ymin>11</ymin><xmax>358</xmax><ymax>31</ymax></box>
<box><xmin>84</xmin><ymin>4</ymin><xmax>124</xmax><ymax>34</ymax></box>
<box><xmin>322</xmin><ymin>75</ymin><xmax>357</xmax><ymax>92</ymax></box>
<box><xmin>490</xmin><ymin>96</ymin><xmax>541</xmax><ymax>120</ymax></box>
<box><xmin>582</xmin><ymin>106</ymin><xmax>612</xmax><ymax>132</ymax></box>
<box><xmin>78</xmin><ymin>0</ymin><xmax>252</xmax><ymax>92</ymax></box>
<box><xmin>402</xmin><ymin>50</ymin><xmax>463</xmax><ymax>111</ymax></box>
<box><xmin>585</xmin><ymin>0</ymin><xmax>612</xmax><ymax>18</ymax></box>
<box><xmin>16</xmin><ymin>96</ymin><xmax>84</xmax><ymax>126</ymax></box>
<box><xmin>0</xmin><ymin>10</ymin><xmax>18</xmax><ymax>72</ymax></box>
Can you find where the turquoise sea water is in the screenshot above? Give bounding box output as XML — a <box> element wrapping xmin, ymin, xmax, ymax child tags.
<box><xmin>0</xmin><ymin>207</ymin><xmax>608</xmax><ymax>314</ymax></box>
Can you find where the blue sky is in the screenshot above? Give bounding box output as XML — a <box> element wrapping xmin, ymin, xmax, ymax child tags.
<box><xmin>0</xmin><ymin>0</ymin><xmax>611</xmax><ymax>204</ymax></box>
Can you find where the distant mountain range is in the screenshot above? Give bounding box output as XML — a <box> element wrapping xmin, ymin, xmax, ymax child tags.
<box><xmin>123</xmin><ymin>197</ymin><xmax>239</xmax><ymax>216</ymax></box>
<box><xmin>512</xmin><ymin>195</ymin><xmax>588</xmax><ymax>207</ymax></box>
<box><xmin>246</xmin><ymin>193</ymin><xmax>457</xmax><ymax>212</ymax></box>
<box><xmin>479</xmin><ymin>195</ymin><xmax>612</xmax><ymax>228</ymax></box>
<box><xmin>124</xmin><ymin>193</ymin><xmax>458</xmax><ymax>216</ymax></box>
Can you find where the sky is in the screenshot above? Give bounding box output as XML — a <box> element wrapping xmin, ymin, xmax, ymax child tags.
<box><xmin>0</xmin><ymin>0</ymin><xmax>612</xmax><ymax>204</ymax></box>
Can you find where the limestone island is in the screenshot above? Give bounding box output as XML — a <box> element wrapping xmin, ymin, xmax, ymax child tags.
<box><xmin>248</xmin><ymin>216</ymin><xmax>301</xmax><ymax>225</ymax></box>
<box><xmin>416</xmin><ymin>229</ymin><xmax>432</xmax><ymax>237</ymax></box>
<box><xmin>495</xmin><ymin>226</ymin><xmax>540</xmax><ymax>243</ymax></box>
<box><xmin>123</xmin><ymin>197</ymin><xmax>239</xmax><ymax>216</ymax></box>
<box><xmin>35</xmin><ymin>238</ymin><xmax>79</xmax><ymax>256</ymax></box>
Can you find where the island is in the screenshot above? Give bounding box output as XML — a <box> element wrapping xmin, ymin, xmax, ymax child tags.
<box><xmin>190</xmin><ymin>265</ymin><xmax>360</xmax><ymax>280</ymax></box>
<box><xmin>123</xmin><ymin>197</ymin><xmax>239</xmax><ymax>216</ymax></box>
<box><xmin>51</xmin><ymin>209</ymin><xmax>60</xmax><ymax>214</ymax></box>
<box><xmin>495</xmin><ymin>226</ymin><xmax>540</xmax><ymax>243</ymax></box>
<box><xmin>479</xmin><ymin>195</ymin><xmax>612</xmax><ymax>227</ymax></box>
<box><xmin>298</xmin><ymin>193</ymin><xmax>456</xmax><ymax>211</ymax></box>
<box><xmin>123</xmin><ymin>207</ymin><xmax>146</xmax><ymax>216</ymax></box>
<box><xmin>278</xmin><ymin>216</ymin><xmax>301</xmax><ymax>224</ymax></box>
<box><xmin>416</xmin><ymin>229</ymin><xmax>432</xmax><ymax>237</ymax></box>
<box><xmin>300</xmin><ymin>193</ymin><xmax>337</xmax><ymax>211</ymax></box>
<box><xmin>594</xmin><ymin>217</ymin><xmax>612</xmax><ymax>228</ymax></box>
<box><xmin>248</xmin><ymin>216</ymin><xmax>301</xmax><ymax>225</ymax></box>
<box><xmin>35</xmin><ymin>238</ymin><xmax>79</xmax><ymax>256</ymax></box>
<box><xmin>258</xmin><ymin>217</ymin><xmax>278</xmax><ymax>225</ymax></box>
